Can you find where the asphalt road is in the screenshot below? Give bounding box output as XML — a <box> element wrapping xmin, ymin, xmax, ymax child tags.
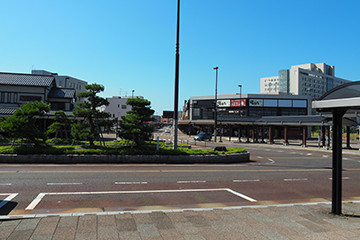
<box><xmin>1</xmin><ymin>137</ymin><xmax>360</xmax><ymax>216</ymax></box>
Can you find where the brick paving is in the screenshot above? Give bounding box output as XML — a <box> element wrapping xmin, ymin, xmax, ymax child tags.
<box><xmin>1</xmin><ymin>202</ymin><xmax>360</xmax><ymax>239</ymax></box>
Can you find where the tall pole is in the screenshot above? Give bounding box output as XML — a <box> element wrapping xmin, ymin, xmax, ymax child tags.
<box><xmin>132</xmin><ymin>90</ymin><xmax>135</xmax><ymax>98</ymax></box>
<box><xmin>238</xmin><ymin>84</ymin><xmax>242</xmax><ymax>116</ymax></box>
<box><xmin>213</xmin><ymin>67</ymin><xmax>218</xmax><ymax>142</ymax></box>
<box><xmin>173</xmin><ymin>0</ymin><xmax>180</xmax><ymax>150</ymax></box>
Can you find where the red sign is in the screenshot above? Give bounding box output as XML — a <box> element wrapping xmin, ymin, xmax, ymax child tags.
<box><xmin>230</xmin><ymin>99</ymin><xmax>246</xmax><ymax>107</ymax></box>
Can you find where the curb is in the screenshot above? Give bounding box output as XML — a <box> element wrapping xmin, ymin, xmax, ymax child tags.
<box><xmin>2</xmin><ymin>200</ymin><xmax>359</xmax><ymax>220</ymax></box>
<box><xmin>0</xmin><ymin>152</ymin><xmax>249</xmax><ymax>164</ymax></box>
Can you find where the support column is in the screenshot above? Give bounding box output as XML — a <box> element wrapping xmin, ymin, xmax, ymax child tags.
<box><xmin>321</xmin><ymin>126</ymin><xmax>326</xmax><ymax>147</ymax></box>
<box><xmin>268</xmin><ymin>126</ymin><xmax>274</xmax><ymax>144</ymax></box>
<box><xmin>261</xmin><ymin>126</ymin><xmax>265</xmax><ymax>143</ymax></box>
<box><xmin>238</xmin><ymin>125</ymin><xmax>242</xmax><ymax>142</ymax></box>
<box><xmin>284</xmin><ymin>126</ymin><xmax>289</xmax><ymax>146</ymax></box>
<box><xmin>252</xmin><ymin>126</ymin><xmax>255</xmax><ymax>143</ymax></box>
<box><xmin>246</xmin><ymin>125</ymin><xmax>250</xmax><ymax>143</ymax></box>
<box><xmin>254</xmin><ymin>126</ymin><xmax>259</xmax><ymax>143</ymax></box>
<box><xmin>332</xmin><ymin>109</ymin><xmax>346</xmax><ymax>215</ymax></box>
<box><xmin>229</xmin><ymin>125</ymin><xmax>233</xmax><ymax>142</ymax></box>
<box><xmin>327</xmin><ymin>126</ymin><xmax>331</xmax><ymax>149</ymax></box>
<box><xmin>302</xmin><ymin>126</ymin><xmax>307</xmax><ymax>147</ymax></box>
<box><xmin>219</xmin><ymin>124</ymin><xmax>223</xmax><ymax>143</ymax></box>
<box><xmin>346</xmin><ymin>126</ymin><xmax>351</xmax><ymax>149</ymax></box>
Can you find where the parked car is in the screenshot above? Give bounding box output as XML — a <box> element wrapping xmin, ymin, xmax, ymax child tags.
<box><xmin>194</xmin><ymin>132</ymin><xmax>212</xmax><ymax>141</ymax></box>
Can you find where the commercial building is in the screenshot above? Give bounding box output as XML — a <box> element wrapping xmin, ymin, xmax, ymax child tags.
<box><xmin>180</xmin><ymin>93</ymin><xmax>316</xmax><ymax>142</ymax></box>
<box><xmin>260</xmin><ymin>63</ymin><xmax>350</xmax><ymax>100</ymax></box>
<box><xmin>183</xmin><ymin>93</ymin><xmax>311</xmax><ymax>121</ymax></box>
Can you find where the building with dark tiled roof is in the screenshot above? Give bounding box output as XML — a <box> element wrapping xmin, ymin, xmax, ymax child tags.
<box><xmin>0</xmin><ymin>71</ymin><xmax>87</xmax><ymax>117</ymax></box>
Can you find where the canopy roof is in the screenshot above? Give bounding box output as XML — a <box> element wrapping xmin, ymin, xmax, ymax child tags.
<box><xmin>313</xmin><ymin>81</ymin><xmax>360</xmax><ymax>111</ymax></box>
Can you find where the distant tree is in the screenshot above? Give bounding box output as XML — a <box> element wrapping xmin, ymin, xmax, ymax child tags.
<box><xmin>118</xmin><ymin>97</ymin><xmax>154</xmax><ymax>147</ymax></box>
<box><xmin>46</xmin><ymin>111</ymin><xmax>72</xmax><ymax>138</ymax></box>
<box><xmin>0</xmin><ymin>101</ymin><xmax>50</xmax><ymax>145</ymax></box>
<box><xmin>73</xmin><ymin>83</ymin><xmax>110</xmax><ymax>146</ymax></box>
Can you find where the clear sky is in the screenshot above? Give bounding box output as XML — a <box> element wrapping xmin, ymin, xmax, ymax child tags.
<box><xmin>1</xmin><ymin>0</ymin><xmax>360</xmax><ymax>115</ymax></box>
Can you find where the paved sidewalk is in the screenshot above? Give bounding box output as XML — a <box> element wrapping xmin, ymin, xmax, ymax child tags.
<box><xmin>1</xmin><ymin>202</ymin><xmax>360</xmax><ymax>240</ymax></box>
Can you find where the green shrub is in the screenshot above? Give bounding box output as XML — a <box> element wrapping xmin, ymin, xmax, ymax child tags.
<box><xmin>0</xmin><ymin>143</ymin><xmax>247</xmax><ymax>155</ymax></box>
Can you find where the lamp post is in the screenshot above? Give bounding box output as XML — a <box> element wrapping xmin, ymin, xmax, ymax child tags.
<box><xmin>132</xmin><ymin>90</ymin><xmax>135</xmax><ymax>98</ymax></box>
<box><xmin>173</xmin><ymin>0</ymin><xmax>180</xmax><ymax>150</ymax></box>
<box><xmin>213</xmin><ymin>66</ymin><xmax>219</xmax><ymax>142</ymax></box>
<box><xmin>238</xmin><ymin>84</ymin><xmax>242</xmax><ymax>116</ymax></box>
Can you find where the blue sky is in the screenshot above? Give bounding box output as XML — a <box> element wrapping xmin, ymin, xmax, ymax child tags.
<box><xmin>1</xmin><ymin>0</ymin><xmax>360</xmax><ymax>115</ymax></box>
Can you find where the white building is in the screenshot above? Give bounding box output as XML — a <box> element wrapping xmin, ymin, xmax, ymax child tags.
<box><xmin>104</xmin><ymin>96</ymin><xmax>143</xmax><ymax>119</ymax></box>
<box><xmin>260</xmin><ymin>63</ymin><xmax>351</xmax><ymax>99</ymax></box>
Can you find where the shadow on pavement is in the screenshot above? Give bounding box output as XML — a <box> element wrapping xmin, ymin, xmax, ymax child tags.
<box><xmin>0</xmin><ymin>201</ymin><xmax>18</xmax><ymax>215</ymax></box>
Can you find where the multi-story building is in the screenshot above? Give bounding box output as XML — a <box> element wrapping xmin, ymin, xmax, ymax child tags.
<box><xmin>0</xmin><ymin>72</ymin><xmax>77</xmax><ymax>116</ymax></box>
<box><xmin>260</xmin><ymin>63</ymin><xmax>350</xmax><ymax>99</ymax></box>
<box><xmin>31</xmin><ymin>70</ymin><xmax>87</xmax><ymax>101</ymax></box>
<box><xmin>0</xmin><ymin>70</ymin><xmax>87</xmax><ymax>117</ymax></box>
<box><xmin>103</xmin><ymin>96</ymin><xmax>143</xmax><ymax>119</ymax></box>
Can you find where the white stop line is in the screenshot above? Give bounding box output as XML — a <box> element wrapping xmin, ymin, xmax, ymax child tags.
<box><xmin>25</xmin><ymin>188</ymin><xmax>257</xmax><ymax>210</ymax></box>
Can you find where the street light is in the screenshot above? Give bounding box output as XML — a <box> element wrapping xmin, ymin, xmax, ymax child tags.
<box><xmin>173</xmin><ymin>0</ymin><xmax>180</xmax><ymax>150</ymax></box>
<box><xmin>238</xmin><ymin>84</ymin><xmax>242</xmax><ymax>116</ymax></box>
<box><xmin>132</xmin><ymin>90</ymin><xmax>135</xmax><ymax>98</ymax></box>
<box><xmin>213</xmin><ymin>66</ymin><xmax>219</xmax><ymax>142</ymax></box>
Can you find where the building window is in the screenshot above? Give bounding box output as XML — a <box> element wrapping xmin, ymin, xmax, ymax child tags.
<box><xmin>121</xmin><ymin>105</ymin><xmax>127</xmax><ymax>109</ymax></box>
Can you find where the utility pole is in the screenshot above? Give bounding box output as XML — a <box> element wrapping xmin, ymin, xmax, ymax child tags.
<box><xmin>173</xmin><ymin>0</ymin><xmax>180</xmax><ymax>150</ymax></box>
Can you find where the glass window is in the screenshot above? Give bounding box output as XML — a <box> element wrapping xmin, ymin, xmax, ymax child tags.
<box><xmin>278</xmin><ymin>99</ymin><xmax>292</xmax><ymax>107</ymax></box>
<box><xmin>121</xmin><ymin>105</ymin><xmax>127</xmax><ymax>109</ymax></box>
<box><xmin>263</xmin><ymin>99</ymin><xmax>277</xmax><ymax>107</ymax></box>
<box><xmin>292</xmin><ymin>100</ymin><xmax>307</xmax><ymax>108</ymax></box>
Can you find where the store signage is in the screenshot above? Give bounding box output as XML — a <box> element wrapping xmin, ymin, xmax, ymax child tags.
<box><xmin>249</xmin><ymin>99</ymin><xmax>264</xmax><ymax>107</ymax></box>
<box><xmin>231</xmin><ymin>99</ymin><xmax>246</xmax><ymax>107</ymax></box>
<box><xmin>217</xmin><ymin>100</ymin><xmax>230</xmax><ymax>107</ymax></box>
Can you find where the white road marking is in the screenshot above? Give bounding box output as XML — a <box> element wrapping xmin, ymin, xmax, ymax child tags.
<box><xmin>329</xmin><ymin>177</ymin><xmax>350</xmax><ymax>180</ymax></box>
<box><xmin>25</xmin><ymin>193</ymin><xmax>46</xmax><ymax>210</ymax></box>
<box><xmin>177</xmin><ymin>181</ymin><xmax>206</xmax><ymax>184</ymax></box>
<box><xmin>0</xmin><ymin>193</ymin><xmax>18</xmax><ymax>209</ymax></box>
<box><xmin>0</xmin><ymin>183</ymin><xmax>12</xmax><ymax>186</ymax></box>
<box><xmin>25</xmin><ymin>188</ymin><xmax>257</xmax><ymax>210</ymax></box>
<box><xmin>284</xmin><ymin>178</ymin><xmax>308</xmax><ymax>182</ymax></box>
<box><xmin>277</xmin><ymin>150</ymin><xmax>284</xmax><ymax>153</ymax></box>
<box><xmin>267</xmin><ymin>159</ymin><xmax>275</xmax><ymax>164</ymax></box>
<box><xmin>257</xmin><ymin>156</ymin><xmax>264</xmax><ymax>159</ymax></box>
<box><xmin>306</xmin><ymin>153</ymin><xmax>312</xmax><ymax>156</ymax></box>
<box><xmin>115</xmin><ymin>182</ymin><xmax>148</xmax><ymax>185</ymax></box>
<box><xmin>233</xmin><ymin>179</ymin><xmax>260</xmax><ymax>183</ymax></box>
<box><xmin>226</xmin><ymin>189</ymin><xmax>257</xmax><ymax>202</ymax></box>
<box><xmin>47</xmin><ymin>183</ymin><xmax>83</xmax><ymax>186</ymax></box>
<box><xmin>322</xmin><ymin>155</ymin><xmax>329</xmax><ymax>158</ymax></box>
